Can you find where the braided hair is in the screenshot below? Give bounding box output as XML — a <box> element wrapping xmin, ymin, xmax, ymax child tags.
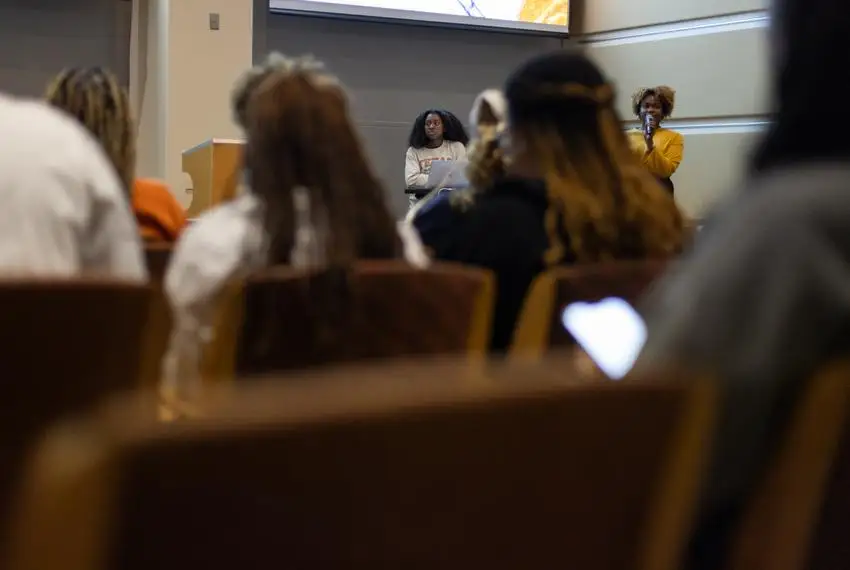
<box><xmin>45</xmin><ymin>67</ymin><xmax>135</xmax><ymax>194</ymax></box>
<box><xmin>407</xmin><ymin>109</ymin><xmax>470</xmax><ymax>148</ymax></box>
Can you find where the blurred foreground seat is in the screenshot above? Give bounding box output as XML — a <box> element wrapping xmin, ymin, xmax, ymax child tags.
<box><xmin>6</xmin><ymin>359</ymin><xmax>712</xmax><ymax>570</ymax></box>
<box><xmin>0</xmin><ymin>279</ymin><xmax>149</xmax><ymax>531</ymax></box>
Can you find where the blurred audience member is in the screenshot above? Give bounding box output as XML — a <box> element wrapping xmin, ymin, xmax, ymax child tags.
<box><xmin>628</xmin><ymin>86</ymin><xmax>683</xmax><ymax>194</ymax></box>
<box><xmin>637</xmin><ymin>0</ymin><xmax>850</xmax><ymax>566</ymax></box>
<box><xmin>163</xmin><ymin>55</ymin><xmax>427</xmax><ymax>398</ymax></box>
<box><xmin>0</xmin><ymin>93</ymin><xmax>145</xmax><ymax>278</ymax></box>
<box><xmin>405</xmin><ymin>109</ymin><xmax>470</xmax><ymax>208</ymax></box>
<box><xmin>417</xmin><ymin>50</ymin><xmax>684</xmax><ymax>351</ymax></box>
<box><xmin>45</xmin><ymin>67</ymin><xmax>186</xmax><ymax>242</ymax></box>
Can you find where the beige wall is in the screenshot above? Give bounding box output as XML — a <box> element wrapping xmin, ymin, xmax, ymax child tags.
<box><xmin>130</xmin><ymin>0</ymin><xmax>253</xmax><ymax>206</ymax></box>
<box><xmin>572</xmin><ymin>0</ymin><xmax>771</xmax><ymax>217</ymax></box>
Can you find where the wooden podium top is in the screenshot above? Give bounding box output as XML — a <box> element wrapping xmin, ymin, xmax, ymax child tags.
<box><xmin>182</xmin><ymin>138</ymin><xmax>244</xmax><ymax>156</ymax></box>
<box><xmin>182</xmin><ymin>139</ymin><xmax>245</xmax><ymax>218</ymax></box>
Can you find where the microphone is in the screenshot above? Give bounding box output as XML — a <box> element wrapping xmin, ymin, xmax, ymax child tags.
<box><xmin>643</xmin><ymin>115</ymin><xmax>653</xmax><ymax>135</ymax></box>
<box><xmin>643</xmin><ymin>114</ymin><xmax>653</xmax><ymax>137</ymax></box>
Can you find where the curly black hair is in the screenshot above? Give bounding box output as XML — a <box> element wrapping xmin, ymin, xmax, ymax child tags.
<box><xmin>407</xmin><ymin>109</ymin><xmax>470</xmax><ymax>149</ymax></box>
<box><xmin>631</xmin><ymin>86</ymin><xmax>675</xmax><ymax>119</ymax></box>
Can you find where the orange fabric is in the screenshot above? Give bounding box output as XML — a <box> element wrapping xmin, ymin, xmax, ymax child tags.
<box><xmin>132</xmin><ymin>178</ymin><xmax>188</xmax><ymax>243</ymax></box>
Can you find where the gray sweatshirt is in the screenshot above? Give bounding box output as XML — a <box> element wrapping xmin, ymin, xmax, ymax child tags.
<box><xmin>637</xmin><ymin>163</ymin><xmax>850</xmax><ymax>568</ymax></box>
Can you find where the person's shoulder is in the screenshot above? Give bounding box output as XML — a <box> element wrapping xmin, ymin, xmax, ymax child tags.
<box><xmin>661</xmin><ymin>128</ymin><xmax>684</xmax><ymax>143</ymax></box>
<box><xmin>476</xmin><ymin>178</ymin><xmax>547</xmax><ymax>211</ymax></box>
<box><xmin>165</xmin><ymin>194</ymin><xmax>262</xmax><ymax>308</ymax></box>
<box><xmin>738</xmin><ymin>164</ymin><xmax>850</xmax><ymax>227</ymax></box>
<box><xmin>465</xmin><ymin>178</ymin><xmax>548</xmax><ymax>238</ymax></box>
<box><xmin>698</xmin><ymin>164</ymin><xmax>850</xmax><ymax>262</ymax></box>
<box><xmin>0</xmin><ymin>96</ymin><xmax>98</xmax><ymax>155</ymax></box>
<box><xmin>448</xmin><ymin>140</ymin><xmax>466</xmax><ymax>151</ymax></box>
<box><xmin>178</xmin><ymin>194</ymin><xmax>260</xmax><ymax>251</ymax></box>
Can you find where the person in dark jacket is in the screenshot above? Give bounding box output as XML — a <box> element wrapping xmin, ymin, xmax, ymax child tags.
<box><xmin>636</xmin><ymin>0</ymin><xmax>850</xmax><ymax>567</ymax></box>
<box><xmin>413</xmin><ymin>49</ymin><xmax>684</xmax><ymax>351</ymax></box>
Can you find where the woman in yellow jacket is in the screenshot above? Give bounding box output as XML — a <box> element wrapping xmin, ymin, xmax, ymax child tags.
<box><xmin>628</xmin><ymin>86</ymin><xmax>683</xmax><ymax>195</ymax></box>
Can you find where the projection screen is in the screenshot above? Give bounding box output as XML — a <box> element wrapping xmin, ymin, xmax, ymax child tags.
<box><xmin>268</xmin><ymin>0</ymin><xmax>570</xmax><ymax>35</ymax></box>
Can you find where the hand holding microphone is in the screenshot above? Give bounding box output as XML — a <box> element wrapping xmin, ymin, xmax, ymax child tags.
<box><xmin>643</xmin><ymin>114</ymin><xmax>656</xmax><ymax>151</ymax></box>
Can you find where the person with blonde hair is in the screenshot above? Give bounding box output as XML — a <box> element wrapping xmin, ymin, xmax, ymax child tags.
<box><xmin>417</xmin><ymin>50</ymin><xmax>684</xmax><ymax>351</ymax></box>
<box><xmin>163</xmin><ymin>54</ymin><xmax>427</xmax><ymax>400</ymax></box>
<box><xmin>627</xmin><ymin>85</ymin><xmax>684</xmax><ymax>194</ymax></box>
<box><xmin>45</xmin><ymin>67</ymin><xmax>187</xmax><ymax>242</ymax></box>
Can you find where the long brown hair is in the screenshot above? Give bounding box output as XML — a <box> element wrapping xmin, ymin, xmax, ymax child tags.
<box><xmin>505</xmin><ymin>50</ymin><xmax>684</xmax><ymax>265</ymax></box>
<box><xmin>239</xmin><ymin>57</ymin><xmax>401</xmax><ymax>362</ymax></box>
<box><xmin>245</xmin><ymin>57</ymin><xmax>400</xmax><ymax>267</ymax></box>
<box><xmin>45</xmin><ymin>67</ymin><xmax>135</xmax><ymax>194</ymax></box>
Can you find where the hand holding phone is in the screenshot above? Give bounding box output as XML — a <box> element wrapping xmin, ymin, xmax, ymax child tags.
<box><xmin>561</xmin><ymin>297</ymin><xmax>647</xmax><ymax>380</ymax></box>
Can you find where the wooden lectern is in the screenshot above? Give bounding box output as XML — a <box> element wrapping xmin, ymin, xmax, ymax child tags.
<box><xmin>182</xmin><ymin>138</ymin><xmax>245</xmax><ymax>218</ymax></box>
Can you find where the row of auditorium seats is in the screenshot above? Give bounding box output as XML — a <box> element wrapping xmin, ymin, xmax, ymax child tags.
<box><xmin>141</xmin><ymin>246</ymin><xmax>669</xmax><ymax>385</ymax></box>
<box><xmin>0</xmin><ymin>248</ymin><xmax>847</xmax><ymax>569</ymax></box>
<box><xmin>2</xmin><ymin>354</ymin><xmax>849</xmax><ymax>569</ymax></box>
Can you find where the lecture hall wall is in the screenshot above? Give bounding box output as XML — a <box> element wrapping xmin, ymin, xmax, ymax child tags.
<box><xmin>572</xmin><ymin>0</ymin><xmax>771</xmax><ymax>215</ymax></box>
<box><xmin>0</xmin><ymin>0</ymin><xmax>768</xmax><ymax>218</ymax></box>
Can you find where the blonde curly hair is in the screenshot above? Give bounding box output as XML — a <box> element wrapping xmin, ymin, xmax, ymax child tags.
<box><xmin>631</xmin><ymin>85</ymin><xmax>676</xmax><ymax>119</ymax></box>
<box><xmin>465</xmin><ymin>89</ymin><xmax>508</xmax><ymax>192</ymax></box>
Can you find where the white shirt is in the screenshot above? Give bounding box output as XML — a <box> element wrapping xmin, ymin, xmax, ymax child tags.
<box><xmin>405</xmin><ymin>140</ymin><xmax>467</xmax><ymax>208</ymax></box>
<box><xmin>162</xmin><ymin>191</ymin><xmax>429</xmax><ymax>397</ymax></box>
<box><xmin>0</xmin><ymin>95</ymin><xmax>146</xmax><ymax>280</ymax></box>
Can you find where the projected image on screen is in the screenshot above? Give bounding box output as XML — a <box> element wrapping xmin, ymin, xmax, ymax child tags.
<box><xmin>272</xmin><ymin>0</ymin><xmax>569</xmax><ymax>31</ymax></box>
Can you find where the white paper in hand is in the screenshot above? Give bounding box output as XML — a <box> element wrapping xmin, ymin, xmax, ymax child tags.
<box><xmin>561</xmin><ymin>297</ymin><xmax>647</xmax><ymax>380</ymax></box>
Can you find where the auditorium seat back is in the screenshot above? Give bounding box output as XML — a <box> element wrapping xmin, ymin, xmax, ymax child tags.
<box><xmin>726</xmin><ymin>362</ymin><xmax>850</xmax><ymax>570</ymax></box>
<box><xmin>0</xmin><ymin>279</ymin><xmax>149</xmax><ymax>532</ymax></box>
<box><xmin>139</xmin><ymin>245</ymin><xmax>173</xmax><ymax>389</ymax></box>
<box><xmin>510</xmin><ymin>260</ymin><xmax>668</xmax><ymax>360</ymax></box>
<box><xmin>5</xmin><ymin>362</ymin><xmax>713</xmax><ymax>570</ymax></box>
<box><xmin>203</xmin><ymin>261</ymin><xmax>494</xmax><ymax>380</ymax></box>
<box><xmin>806</xmin><ymin>414</ymin><xmax>850</xmax><ymax>570</ymax></box>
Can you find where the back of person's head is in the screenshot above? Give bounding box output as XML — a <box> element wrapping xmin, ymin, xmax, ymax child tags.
<box><xmin>231</xmin><ymin>52</ymin><xmax>292</xmax><ymax>130</ymax></box>
<box><xmin>467</xmin><ymin>89</ymin><xmax>508</xmax><ymax>191</ymax></box>
<box><xmin>504</xmin><ymin>49</ymin><xmax>683</xmax><ymax>263</ymax></box>
<box><xmin>751</xmin><ymin>0</ymin><xmax>850</xmax><ymax>172</ymax></box>
<box><xmin>45</xmin><ymin>67</ymin><xmax>135</xmax><ymax>193</ymax></box>
<box><xmin>408</xmin><ymin>109</ymin><xmax>470</xmax><ymax>149</ymax></box>
<box><xmin>244</xmin><ymin>55</ymin><xmax>400</xmax><ymax>268</ymax></box>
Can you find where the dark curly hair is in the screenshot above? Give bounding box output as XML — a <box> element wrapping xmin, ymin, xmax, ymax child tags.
<box><xmin>631</xmin><ymin>86</ymin><xmax>676</xmax><ymax>119</ymax></box>
<box><xmin>407</xmin><ymin>109</ymin><xmax>470</xmax><ymax>149</ymax></box>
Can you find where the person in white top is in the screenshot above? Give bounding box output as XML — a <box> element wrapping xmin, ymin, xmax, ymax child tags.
<box><xmin>0</xmin><ymin>93</ymin><xmax>145</xmax><ymax>280</ymax></box>
<box><xmin>404</xmin><ymin>109</ymin><xmax>469</xmax><ymax>208</ymax></box>
<box><xmin>163</xmin><ymin>54</ymin><xmax>428</xmax><ymax>401</ymax></box>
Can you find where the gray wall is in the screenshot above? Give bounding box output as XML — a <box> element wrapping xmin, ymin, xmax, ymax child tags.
<box><xmin>264</xmin><ymin>13</ymin><xmax>563</xmax><ymax>216</ymax></box>
<box><xmin>0</xmin><ymin>0</ymin><xmax>131</xmax><ymax>97</ymax></box>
